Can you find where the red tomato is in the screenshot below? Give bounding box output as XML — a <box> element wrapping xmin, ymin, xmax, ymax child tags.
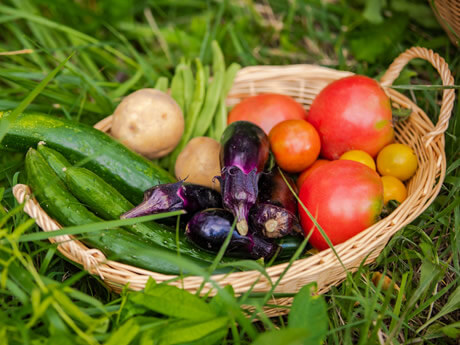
<box><xmin>228</xmin><ymin>93</ymin><xmax>307</xmax><ymax>134</ymax></box>
<box><xmin>268</xmin><ymin>120</ymin><xmax>321</xmax><ymax>173</ymax></box>
<box><xmin>307</xmin><ymin>75</ymin><xmax>394</xmax><ymax>160</ymax></box>
<box><xmin>298</xmin><ymin>160</ymin><xmax>383</xmax><ymax>251</ymax></box>
<box><xmin>296</xmin><ymin>159</ymin><xmax>330</xmax><ymax>189</ymax></box>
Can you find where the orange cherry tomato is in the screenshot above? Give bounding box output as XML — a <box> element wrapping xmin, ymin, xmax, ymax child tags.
<box><xmin>297</xmin><ymin>159</ymin><xmax>330</xmax><ymax>189</ymax></box>
<box><xmin>269</xmin><ymin>119</ymin><xmax>321</xmax><ymax>173</ymax></box>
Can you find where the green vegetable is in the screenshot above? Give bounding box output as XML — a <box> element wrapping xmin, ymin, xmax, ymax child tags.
<box><xmin>167</xmin><ymin>58</ymin><xmax>207</xmax><ymax>172</ymax></box>
<box><xmin>211</xmin><ymin>62</ymin><xmax>241</xmax><ymax>141</ymax></box>
<box><xmin>0</xmin><ymin>111</ymin><xmax>174</xmax><ymax>203</ymax></box>
<box><xmin>275</xmin><ymin>235</ymin><xmax>307</xmax><ymax>260</ymax></box>
<box><xmin>64</xmin><ymin>166</ymin><xmax>228</xmax><ymax>264</ymax></box>
<box><xmin>170</xmin><ymin>62</ymin><xmax>186</xmax><ymax>113</ymax></box>
<box><xmin>37</xmin><ymin>142</ymin><xmax>70</xmax><ymax>180</ymax></box>
<box><xmin>154</xmin><ymin>76</ymin><xmax>169</xmax><ymax>92</ymax></box>
<box><xmin>193</xmin><ymin>42</ymin><xmax>225</xmax><ymax>137</ymax></box>
<box><xmin>181</xmin><ymin>62</ymin><xmax>195</xmax><ymax>113</ymax></box>
<box><xmin>24</xmin><ymin>147</ymin><xmax>186</xmax><ymax>274</ymax></box>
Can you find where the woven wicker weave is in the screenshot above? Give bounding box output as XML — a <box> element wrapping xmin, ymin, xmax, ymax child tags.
<box><xmin>13</xmin><ymin>47</ymin><xmax>455</xmax><ymax>317</ymax></box>
<box><xmin>431</xmin><ymin>0</ymin><xmax>460</xmax><ymax>46</ymax></box>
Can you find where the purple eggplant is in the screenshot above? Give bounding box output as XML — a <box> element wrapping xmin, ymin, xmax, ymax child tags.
<box><xmin>186</xmin><ymin>208</ymin><xmax>278</xmax><ymax>260</ymax></box>
<box><xmin>121</xmin><ymin>181</ymin><xmax>222</xmax><ymax>219</ymax></box>
<box><xmin>250</xmin><ymin>170</ymin><xmax>301</xmax><ymax>238</ymax></box>
<box><xmin>219</xmin><ymin>121</ymin><xmax>270</xmax><ymax>236</ymax></box>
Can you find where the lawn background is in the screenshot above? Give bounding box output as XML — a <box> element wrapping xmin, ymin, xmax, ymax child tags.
<box><xmin>0</xmin><ymin>0</ymin><xmax>458</xmax><ymax>344</ymax></box>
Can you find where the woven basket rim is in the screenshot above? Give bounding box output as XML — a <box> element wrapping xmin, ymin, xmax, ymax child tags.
<box><xmin>13</xmin><ymin>47</ymin><xmax>456</xmax><ymax>317</ymax></box>
<box><xmin>431</xmin><ymin>0</ymin><xmax>460</xmax><ymax>46</ymax></box>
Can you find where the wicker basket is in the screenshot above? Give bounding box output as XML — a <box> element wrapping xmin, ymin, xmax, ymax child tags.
<box><xmin>13</xmin><ymin>47</ymin><xmax>455</xmax><ymax>317</ymax></box>
<box><xmin>431</xmin><ymin>0</ymin><xmax>460</xmax><ymax>46</ymax></box>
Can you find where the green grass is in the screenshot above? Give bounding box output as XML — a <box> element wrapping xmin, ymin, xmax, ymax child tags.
<box><xmin>0</xmin><ymin>0</ymin><xmax>459</xmax><ymax>344</ymax></box>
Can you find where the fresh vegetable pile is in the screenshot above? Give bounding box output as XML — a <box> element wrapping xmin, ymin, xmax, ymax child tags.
<box><xmin>0</xmin><ymin>42</ymin><xmax>420</xmax><ymax>275</ymax></box>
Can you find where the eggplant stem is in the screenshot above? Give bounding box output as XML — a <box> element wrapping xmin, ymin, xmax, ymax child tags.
<box><xmin>120</xmin><ymin>200</ymin><xmax>152</xmax><ymax>218</ymax></box>
<box><xmin>236</xmin><ymin>219</ymin><xmax>248</xmax><ymax>236</ymax></box>
<box><xmin>265</xmin><ymin>219</ymin><xmax>278</xmax><ymax>233</ymax></box>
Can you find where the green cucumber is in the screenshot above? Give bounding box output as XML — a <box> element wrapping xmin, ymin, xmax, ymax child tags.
<box><xmin>275</xmin><ymin>235</ymin><xmax>307</xmax><ymax>259</ymax></box>
<box><xmin>65</xmin><ymin>167</ymin><xmax>132</xmax><ymax>220</ymax></box>
<box><xmin>25</xmin><ymin>148</ymin><xmax>208</xmax><ymax>275</ymax></box>
<box><xmin>2</xmin><ymin>111</ymin><xmax>174</xmax><ymax>203</ymax></box>
<box><xmin>64</xmin><ymin>166</ymin><xmax>228</xmax><ymax>264</ymax></box>
<box><xmin>37</xmin><ymin>142</ymin><xmax>70</xmax><ymax>181</ymax></box>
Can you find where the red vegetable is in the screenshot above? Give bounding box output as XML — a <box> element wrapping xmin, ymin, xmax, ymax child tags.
<box><xmin>298</xmin><ymin>160</ymin><xmax>383</xmax><ymax>251</ymax></box>
<box><xmin>296</xmin><ymin>159</ymin><xmax>330</xmax><ymax>190</ymax></box>
<box><xmin>268</xmin><ymin>119</ymin><xmax>321</xmax><ymax>173</ymax></box>
<box><xmin>307</xmin><ymin>75</ymin><xmax>394</xmax><ymax>160</ymax></box>
<box><xmin>228</xmin><ymin>93</ymin><xmax>307</xmax><ymax>134</ymax></box>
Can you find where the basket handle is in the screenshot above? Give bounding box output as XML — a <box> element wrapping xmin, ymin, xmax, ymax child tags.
<box><xmin>380</xmin><ymin>47</ymin><xmax>455</xmax><ymax>145</ymax></box>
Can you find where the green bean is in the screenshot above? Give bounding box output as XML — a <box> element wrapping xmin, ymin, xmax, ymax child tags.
<box><xmin>185</xmin><ymin>59</ymin><xmax>206</xmax><ymax>139</ymax></box>
<box><xmin>204</xmin><ymin>65</ymin><xmax>210</xmax><ymax>85</ymax></box>
<box><xmin>182</xmin><ymin>63</ymin><xmax>195</xmax><ymax>115</ymax></box>
<box><xmin>170</xmin><ymin>63</ymin><xmax>186</xmax><ymax>112</ymax></box>
<box><xmin>154</xmin><ymin>76</ymin><xmax>169</xmax><ymax>93</ymax></box>
<box><xmin>211</xmin><ymin>62</ymin><xmax>241</xmax><ymax>140</ymax></box>
<box><xmin>192</xmin><ymin>72</ymin><xmax>223</xmax><ymax>137</ymax></box>
<box><xmin>167</xmin><ymin>58</ymin><xmax>206</xmax><ymax>173</ymax></box>
<box><xmin>193</xmin><ymin>42</ymin><xmax>225</xmax><ymax>137</ymax></box>
<box><xmin>212</xmin><ymin>40</ymin><xmax>225</xmax><ymax>75</ymax></box>
<box><xmin>212</xmin><ymin>96</ymin><xmax>227</xmax><ymax>141</ymax></box>
<box><xmin>207</xmin><ymin>122</ymin><xmax>216</xmax><ymax>140</ymax></box>
<box><xmin>222</xmin><ymin>63</ymin><xmax>241</xmax><ymax>96</ymax></box>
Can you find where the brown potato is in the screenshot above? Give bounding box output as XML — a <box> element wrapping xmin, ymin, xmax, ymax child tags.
<box><xmin>175</xmin><ymin>137</ymin><xmax>221</xmax><ymax>191</ymax></box>
<box><xmin>111</xmin><ymin>89</ymin><xmax>184</xmax><ymax>159</ymax></box>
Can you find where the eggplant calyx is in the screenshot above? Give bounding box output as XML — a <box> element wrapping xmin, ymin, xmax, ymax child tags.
<box><xmin>265</xmin><ymin>219</ymin><xmax>279</xmax><ymax>233</ymax></box>
<box><xmin>121</xmin><ymin>180</ymin><xmax>185</xmax><ymax>218</ymax></box>
<box><xmin>250</xmin><ymin>203</ymin><xmax>297</xmax><ymax>239</ymax></box>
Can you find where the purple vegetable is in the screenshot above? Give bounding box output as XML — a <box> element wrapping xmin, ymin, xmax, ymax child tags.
<box><xmin>121</xmin><ymin>181</ymin><xmax>222</xmax><ymax>219</ymax></box>
<box><xmin>186</xmin><ymin>208</ymin><xmax>278</xmax><ymax>260</ymax></box>
<box><xmin>219</xmin><ymin>121</ymin><xmax>269</xmax><ymax>236</ymax></box>
<box><xmin>250</xmin><ymin>170</ymin><xmax>301</xmax><ymax>238</ymax></box>
<box><xmin>258</xmin><ymin>170</ymin><xmax>298</xmax><ymax>214</ymax></box>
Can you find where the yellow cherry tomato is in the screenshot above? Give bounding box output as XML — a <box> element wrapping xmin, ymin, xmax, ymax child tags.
<box><xmin>340</xmin><ymin>150</ymin><xmax>376</xmax><ymax>171</ymax></box>
<box><xmin>377</xmin><ymin>143</ymin><xmax>418</xmax><ymax>181</ymax></box>
<box><xmin>381</xmin><ymin>175</ymin><xmax>407</xmax><ymax>205</ymax></box>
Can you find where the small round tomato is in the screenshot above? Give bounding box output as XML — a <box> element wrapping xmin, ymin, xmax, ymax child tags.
<box><xmin>377</xmin><ymin>143</ymin><xmax>417</xmax><ymax>181</ymax></box>
<box><xmin>298</xmin><ymin>160</ymin><xmax>383</xmax><ymax>251</ymax></box>
<box><xmin>296</xmin><ymin>159</ymin><xmax>330</xmax><ymax>189</ymax></box>
<box><xmin>381</xmin><ymin>175</ymin><xmax>407</xmax><ymax>205</ymax></box>
<box><xmin>228</xmin><ymin>93</ymin><xmax>307</xmax><ymax>134</ymax></box>
<box><xmin>307</xmin><ymin>75</ymin><xmax>394</xmax><ymax>159</ymax></box>
<box><xmin>340</xmin><ymin>150</ymin><xmax>376</xmax><ymax>171</ymax></box>
<box><xmin>269</xmin><ymin>120</ymin><xmax>321</xmax><ymax>173</ymax></box>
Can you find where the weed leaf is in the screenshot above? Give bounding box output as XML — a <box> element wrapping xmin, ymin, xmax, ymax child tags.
<box><xmin>251</xmin><ymin>328</ymin><xmax>310</xmax><ymax>345</ymax></box>
<box><xmin>104</xmin><ymin>319</ymin><xmax>139</xmax><ymax>345</ymax></box>
<box><xmin>130</xmin><ymin>284</ymin><xmax>216</xmax><ymax>321</ymax></box>
<box><xmin>155</xmin><ymin>317</ymin><xmax>228</xmax><ymax>345</ymax></box>
<box><xmin>288</xmin><ymin>283</ymin><xmax>328</xmax><ymax>344</ymax></box>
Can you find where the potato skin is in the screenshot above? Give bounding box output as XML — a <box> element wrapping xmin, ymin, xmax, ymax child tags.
<box><xmin>111</xmin><ymin>89</ymin><xmax>184</xmax><ymax>159</ymax></box>
<box><xmin>175</xmin><ymin>137</ymin><xmax>221</xmax><ymax>191</ymax></box>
